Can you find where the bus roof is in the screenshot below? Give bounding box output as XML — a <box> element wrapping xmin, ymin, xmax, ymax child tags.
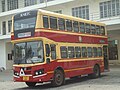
<box><xmin>38</xmin><ymin>9</ymin><xmax>105</xmax><ymax>26</ymax></box>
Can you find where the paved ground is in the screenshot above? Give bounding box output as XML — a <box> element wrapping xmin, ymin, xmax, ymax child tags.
<box><xmin>0</xmin><ymin>66</ymin><xmax>120</xmax><ymax>90</ymax></box>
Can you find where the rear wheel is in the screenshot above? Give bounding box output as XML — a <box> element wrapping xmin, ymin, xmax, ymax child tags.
<box><xmin>88</xmin><ymin>65</ymin><xmax>100</xmax><ymax>78</ymax></box>
<box><xmin>52</xmin><ymin>70</ymin><xmax>65</xmax><ymax>87</ymax></box>
<box><xmin>25</xmin><ymin>82</ymin><xmax>36</xmax><ymax>87</ymax></box>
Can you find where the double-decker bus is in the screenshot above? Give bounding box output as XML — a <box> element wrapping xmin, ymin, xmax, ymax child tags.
<box><xmin>11</xmin><ymin>9</ymin><xmax>109</xmax><ymax>87</ymax></box>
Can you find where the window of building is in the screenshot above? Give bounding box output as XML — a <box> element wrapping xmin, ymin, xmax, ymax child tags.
<box><xmin>50</xmin><ymin>16</ymin><xmax>57</xmax><ymax>29</ymax></box>
<box><xmin>85</xmin><ymin>23</ymin><xmax>90</xmax><ymax>34</ymax></box>
<box><xmin>82</xmin><ymin>47</ymin><xmax>87</xmax><ymax>57</ymax></box>
<box><xmin>60</xmin><ymin>46</ymin><xmax>68</xmax><ymax>58</ymax></box>
<box><xmin>108</xmin><ymin>40</ymin><xmax>118</xmax><ymax>60</ymax></box>
<box><xmin>7</xmin><ymin>0</ymin><xmax>18</xmax><ymax>11</ymax></box>
<box><xmin>2</xmin><ymin>0</ymin><xmax>5</xmax><ymax>12</ymax></box>
<box><xmin>75</xmin><ymin>47</ymin><xmax>81</xmax><ymax>58</ymax></box>
<box><xmin>100</xmin><ymin>0</ymin><xmax>120</xmax><ymax>18</ymax></box>
<box><xmin>66</xmin><ymin>19</ymin><xmax>72</xmax><ymax>32</ymax></box>
<box><xmin>93</xmin><ymin>47</ymin><xmax>97</xmax><ymax>57</ymax></box>
<box><xmin>58</xmin><ymin>18</ymin><xmax>65</xmax><ymax>30</ymax></box>
<box><xmin>43</xmin><ymin>15</ymin><xmax>49</xmax><ymax>28</ymax></box>
<box><xmin>8</xmin><ymin>20</ymin><xmax>12</xmax><ymax>33</ymax></box>
<box><xmin>68</xmin><ymin>47</ymin><xmax>75</xmax><ymax>58</ymax></box>
<box><xmin>73</xmin><ymin>21</ymin><xmax>79</xmax><ymax>32</ymax></box>
<box><xmin>80</xmin><ymin>22</ymin><xmax>85</xmax><ymax>33</ymax></box>
<box><xmin>87</xmin><ymin>47</ymin><xmax>92</xmax><ymax>57</ymax></box>
<box><xmin>96</xmin><ymin>25</ymin><xmax>100</xmax><ymax>35</ymax></box>
<box><xmin>54</xmin><ymin>10</ymin><xmax>62</xmax><ymax>14</ymax></box>
<box><xmin>98</xmin><ymin>47</ymin><xmax>102</xmax><ymax>57</ymax></box>
<box><xmin>24</xmin><ymin>0</ymin><xmax>37</xmax><ymax>7</ymax></box>
<box><xmin>50</xmin><ymin>44</ymin><xmax>56</xmax><ymax>60</ymax></box>
<box><xmin>91</xmin><ymin>24</ymin><xmax>96</xmax><ymax>34</ymax></box>
<box><xmin>72</xmin><ymin>5</ymin><xmax>89</xmax><ymax>20</ymax></box>
<box><xmin>39</xmin><ymin>0</ymin><xmax>44</xmax><ymax>3</ymax></box>
<box><xmin>2</xmin><ymin>21</ymin><xmax>6</xmax><ymax>35</ymax></box>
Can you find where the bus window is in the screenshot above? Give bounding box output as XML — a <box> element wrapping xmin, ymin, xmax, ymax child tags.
<box><xmin>101</xmin><ymin>26</ymin><xmax>105</xmax><ymax>35</ymax></box>
<box><xmin>96</xmin><ymin>25</ymin><xmax>100</xmax><ymax>35</ymax></box>
<box><xmin>82</xmin><ymin>47</ymin><xmax>87</xmax><ymax>57</ymax></box>
<box><xmin>58</xmin><ymin>18</ymin><xmax>65</xmax><ymax>30</ymax></box>
<box><xmin>75</xmin><ymin>47</ymin><xmax>81</xmax><ymax>58</ymax></box>
<box><xmin>50</xmin><ymin>16</ymin><xmax>57</xmax><ymax>29</ymax></box>
<box><xmin>60</xmin><ymin>46</ymin><xmax>68</xmax><ymax>58</ymax></box>
<box><xmin>68</xmin><ymin>47</ymin><xmax>75</xmax><ymax>58</ymax></box>
<box><xmin>98</xmin><ymin>47</ymin><xmax>102</xmax><ymax>57</ymax></box>
<box><xmin>87</xmin><ymin>47</ymin><xmax>92</xmax><ymax>57</ymax></box>
<box><xmin>43</xmin><ymin>15</ymin><xmax>49</xmax><ymax>28</ymax></box>
<box><xmin>93</xmin><ymin>47</ymin><xmax>97</xmax><ymax>57</ymax></box>
<box><xmin>66</xmin><ymin>19</ymin><xmax>72</xmax><ymax>32</ymax></box>
<box><xmin>73</xmin><ymin>21</ymin><xmax>79</xmax><ymax>32</ymax></box>
<box><xmin>85</xmin><ymin>23</ymin><xmax>90</xmax><ymax>34</ymax></box>
<box><xmin>45</xmin><ymin>44</ymin><xmax>50</xmax><ymax>57</ymax></box>
<box><xmin>50</xmin><ymin>44</ymin><xmax>56</xmax><ymax>60</ymax></box>
<box><xmin>91</xmin><ymin>24</ymin><xmax>96</xmax><ymax>34</ymax></box>
<box><xmin>80</xmin><ymin>22</ymin><xmax>85</xmax><ymax>33</ymax></box>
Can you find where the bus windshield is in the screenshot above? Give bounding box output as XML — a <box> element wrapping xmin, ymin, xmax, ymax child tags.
<box><xmin>14</xmin><ymin>41</ymin><xmax>44</xmax><ymax>64</ymax></box>
<box><xmin>14</xmin><ymin>17</ymin><xmax>36</xmax><ymax>31</ymax></box>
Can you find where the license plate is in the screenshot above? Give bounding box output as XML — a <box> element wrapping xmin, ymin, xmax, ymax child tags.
<box><xmin>23</xmin><ymin>76</ymin><xmax>29</xmax><ymax>81</ymax></box>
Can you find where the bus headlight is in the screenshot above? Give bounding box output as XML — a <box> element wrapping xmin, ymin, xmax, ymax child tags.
<box><xmin>34</xmin><ymin>69</ymin><xmax>44</xmax><ymax>76</ymax></box>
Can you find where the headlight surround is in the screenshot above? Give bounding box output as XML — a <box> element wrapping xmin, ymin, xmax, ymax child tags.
<box><xmin>14</xmin><ymin>71</ymin><xmax>19</xmax><ymax>76</ymax></box>
<box><xmin>34</xmin><ymin>69</ymin><xmax>44</xmax><ymax>76</ymax></box>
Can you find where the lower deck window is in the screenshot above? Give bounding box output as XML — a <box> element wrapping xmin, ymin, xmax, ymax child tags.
<box><xmin>60</xmin><ymin>46</ymin><xmax>68</xmax><ymax>58</ymax></box>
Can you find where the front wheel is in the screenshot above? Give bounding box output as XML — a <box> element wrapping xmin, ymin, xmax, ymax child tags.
<box><xmin>52</xmin><ymin>70</ymin><xmax>65</xmax><ymax>87</ymax></box>
<box><xmin>25</xmin><ymin>82</ymin><xmax>36</xmax><ymax>87</ymax></box>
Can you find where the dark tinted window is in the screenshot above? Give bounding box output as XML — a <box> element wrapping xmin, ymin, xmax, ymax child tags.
<box><xmin>50</xmin><ymin>44</ymin><xmax>56</xmax><ymax>60</ymax></box>
<box><xmin>80</xmin><ymin>22</ymin><xmax>85</xmax><ymax>33</ymax></box>
<box><xmin>66</xmin><ymin>19</ymin><xmax>72</xmax><ymax>31</ymax></box>
<box><xmin>85</xmin><ymin>23</ymin><xmax>90</xmax><ymax>34</ymax></box>
<box><xmin>96</xmin><ymin>25</ymin><xmax>100</xmax><ymax>35</ymax></box>
<box><xmin>60</xmin><ymin>46</ymin><xmax>67</xmax><ymax>58</ymax></box>
<box><xmin>87</xmin><ymin>47</ymin><xmax>92</xmax><ymax>57</ymax></box>
<box><xmin>43</xmin><ymin>15</ymin><xmax>49</xmax><ymax>28</ymax></box>
<box><xmin>73</xmin><ymin>21</ymin><xmax>79</xmax><ymax>32</ymax></box>
<box><xmin>91</xmin><ymin>24</ymin><xmax>96</xmax><ymax>34</ymax></box>
<box><xmin>58</xmin><ymin>18</ymin><xmax>65</xmax><ymax>30</ymax></box>
<box><xmin>93</xmin><ymin>47</ymin><xmax>97</xmax><ymax>57</ymax></box>
<box><xmin>75</xmin><ymin>47</ymin><xmax>81</xmax><ymax>58</ymax></box>
<box><xmin>82</xmin><ymin>47</ymin><xmax>87</xmax><ymax>57</ymax></box>
<box><xmin>68</xmin><ymin>47</ymin><xmax>75</xmax><ymax>58</ymax></box>
<box><xmin>50</xmin><ymin>16</ymin><xmax>57</xmax><ymax>29</ymax></box>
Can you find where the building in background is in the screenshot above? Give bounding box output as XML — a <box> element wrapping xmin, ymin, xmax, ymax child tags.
<box><xmin>0</xmin><ymin>0</ymin><xmax>120</xmax><ymax>69</ymax></box>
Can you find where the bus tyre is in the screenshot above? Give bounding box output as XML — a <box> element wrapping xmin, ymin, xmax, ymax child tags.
<box><xmin>25</xmin><ymin>82</ymin><xmax>36</xmax><ymax>87</ymax></box>
<box><xmin>52</xmin><ymin>70</ymin><xmax>65</xmax><ymax>87</ymax></box>
<box><xmin>88</xmin><ymin>65</ymin><xmax>100</xmax><ymax>79</ymax></box>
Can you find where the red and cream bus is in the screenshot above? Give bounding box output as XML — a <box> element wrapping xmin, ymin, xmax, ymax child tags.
<box><xmin>11</xmin><ymin>9</ymin><xmax>109</xmax><ymax>87</ymax></box>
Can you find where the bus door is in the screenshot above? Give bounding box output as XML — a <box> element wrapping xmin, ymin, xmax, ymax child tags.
<box><xmin>103</xmin><ymin>45</ymin><xmax>109</xmax><ymax>70</ymax></box>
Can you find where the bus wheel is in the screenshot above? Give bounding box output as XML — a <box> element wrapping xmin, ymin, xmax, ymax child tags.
<box><xmin>88</xmin><ymin>65</ymin><xmax>100</xmax><ymax>79</ymax></box>
<box><xmin>52</xmin><ymin>70</ymin><xmax>64</xmax><ymax>86</ymax></box>
<box><xmin>25</xmin><ymin>82</ymin><xmax>36</xmax><ymax>87</ymax></box>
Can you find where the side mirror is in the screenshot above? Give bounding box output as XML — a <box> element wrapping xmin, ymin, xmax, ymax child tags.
<box><xmin>46</xmin><ymin>58</ymin><xmax>50</xmax><ymax>64</ymax></box>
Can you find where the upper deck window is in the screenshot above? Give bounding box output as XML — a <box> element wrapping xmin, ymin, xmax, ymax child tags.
<box><xmin>66</xmin><ymin>19</ymin><xmax>72</xmax><ymax>32</ymax></box>
<box><xmin>58</xmin><ymin>18</ymin><xmax>65</xmax><ymax>30</ymax></box>
<box><xmin>73</xmin><ymin>21</ymin><xmax>79</xmax><ymax>32</ymax></box>
<box><xmin>91</xmin><ymin>24</ymin><xmax>96</xmax><ymax>34</ymax></box>
<box><xmin>14</xmin><ymin>17</ymin><xmax>36</xmax><ymax>30</ymax></box>
<box><xmin>96</xmin><ymin>25</ymin><xmax>100</xmax><ymax>35</ymax></box>
<box><xmin>50</xmin><ymin>16</ymin><xmax>57</xmax><ymax>29</ymax></box>
<box><xmin>85</xmin><ymin>23</ymin><xmax>90</xmax><ymax>34</ymax></box>
<box><xmin>101</xmin><ymin>26</ymin><xmax>105</xmax><ymax>35</ymax></box>
<box><xmin>43</xmin><ymin>15</ymin><xmax>49</xmax><ymax>28</ymax></box>
<box><xmin>80</xmin><ymin>22</ymin><xmax>85</xmax><ymax>33</ymax></box>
